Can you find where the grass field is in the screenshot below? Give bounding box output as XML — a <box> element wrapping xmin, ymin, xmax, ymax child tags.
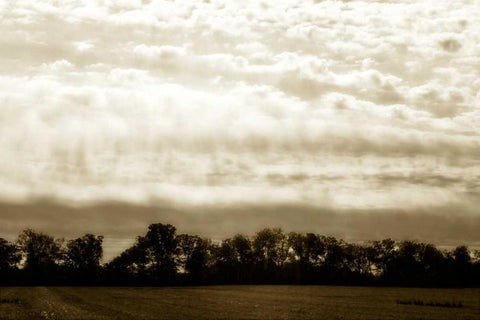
<box><xmin>0</xmin><ymin>286</ymin><xmax>479</xmax><ymax>320</ymax></box>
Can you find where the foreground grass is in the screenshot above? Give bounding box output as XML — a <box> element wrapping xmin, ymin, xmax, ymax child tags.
<box><xmin>396</xmin><ymin>299</ymin><xmax>464</xmax><ymax>308</ymax></box>
<box><xmin>0</xmin><ymin>286</ymin><xmax>479</xmax><ymax>320</ymax></box>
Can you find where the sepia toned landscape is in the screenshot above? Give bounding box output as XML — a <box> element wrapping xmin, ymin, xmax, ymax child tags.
<box><xmin>1</xmin><ymin>0</ymin><xmax>480</xmax><ymax>318</ymax></box>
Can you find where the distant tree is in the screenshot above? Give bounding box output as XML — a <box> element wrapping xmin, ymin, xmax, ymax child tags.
<box><xmin>144</xmin><ymin>223</ymin><xmax>178</xmax><ymax>282</ymax></box>
<box><xmin>304</xmin><ymin>233</ymin><xmax>326</xmax><ymax>267</ymax></box>
<box><xmin>253</xmin><ymin>228</ymin><xmax>288</xmax><ymax>268</ymax></box>
<box><xmin>0</xmin><ymin>238</ymin><xmax>21</xmax><ymax>283</ymax></box>
<box><xmin>231</xmin><ymin>234</ymin><xmax>254</xmax><ymax>266</ymax></box>
<box><xmin>253</xmin><ymin>228</ymin><xmax>288</xmax><ymax>282</ymax></box>
<box><xmin>371</xmin><ymin>238</ymin><xmax>397</xmax><ymax>280</ymax></box>
<box><xmin>452</xmin><ymin>245</ymin><xmax>471</xmax><ymax>266</ymax></box>
<box><xmin>17</xmin><ymin>229</ymin><xmax>63</xmax><ymax>284</ymax></box>
<box><xmin>107</xmin><ymin>224</ymin><xmax>178</xmax><ymax>284</ymax></box>
<box><xmin>344</xmin><ymin>243</ymin><xmax>374</xmax><ymax>276</ymax></box>
<box><xmin>473</xmin><ymin>250</ymin><xmax>480</xmax><ymax>264</ymax></box>
<box><xmin>394</xmin><ymin>240</ymin><xmax>424</xmax><ymax>285</ymax></box>
<box><xmin>187</xmin><ymin>239</ymin><xmax>210</xmax><ymax>279</ymax></box>
<box><xmin>0</xmin><ymin>238</ymin><xmax>20</xmax><ymax>270</ymax></box>
<box><xmin>288</xmin><ymin>232</ymin><xmax>308</xmax><ymax>264</ymax></box>
<box><xmin>64</xmin><ymin>234</ymin><xmax>104</xmax><ymax>283</ymax></box>
<box><xmin>215</xmin><ymin>238</ymin><xmax>237</xmax><ymax>267</ymax></box>
<box><xmin>177</xmin><ymin>234</ymin><xmax>211</xmax><ymax>283</ymax></box>
<box><xmin>214</xmin><ymin>234</ymin><xmax>255</xmax><ymax>283</ymax></box>
<box><xmin>230</xmin><ymin>234</ymin><xmax>255</xmax><ymax>283</ymax></box>
<box><xmin>472</xmin><ymin>250</ymin><xmax>480</xmax><ymax>286</ymax></box>
<box><xmin>320</xmin><ymin>236</ymin><xmax>346</xmax><ymax>270</ymax></box>
<box><xmin>417</xmin><ymin>243</ymin><xmax>445</xmax><ymax>285</ymax></box>
<box><xmin>451</xmin><ymin>245</ymin><xmax>471</xmax><ymax>285</ymax></box>
<box><xmin>4</xmin><ymin>223</ymin><xmax>479</xmax><ymax>287</ymax></box>
<box><xmin>177</xmin><ymin>234</ymin><xmax>199</xmax><ymax>268</ymax></box>
<box><xmin>106</xmin><ymin>236</ymin><xmax>151</xmax><ymax>283</ymax></box>
<box><xmin>286</xmin><ymin>232</ymin><xmax>309</xmax><ymax>283</ymax></box>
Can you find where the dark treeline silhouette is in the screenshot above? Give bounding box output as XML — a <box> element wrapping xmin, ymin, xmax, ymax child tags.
<box><xmin>1</xmin><ymin>223</ymin><xmax>480</xmax><ymax>287</ymax></box>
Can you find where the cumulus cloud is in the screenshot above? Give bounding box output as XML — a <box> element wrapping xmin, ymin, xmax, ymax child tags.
<box><xmin>0</xmin><ymin>0</ymin><xmax>479</xmax><ymax>255</ymax></box>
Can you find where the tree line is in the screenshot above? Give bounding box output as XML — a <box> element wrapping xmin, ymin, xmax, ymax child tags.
<box><xmin>1</xmin><ymin>223</ymin><xmax>479</xmax><ymax>287</ymax></box>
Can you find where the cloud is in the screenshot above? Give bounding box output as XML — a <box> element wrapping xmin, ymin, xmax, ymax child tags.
<box><xmin>1</xmin><ymin>200</ymin><xmax>480</xmax><ymax>261</ymax></box>
<box><xmin>439</xmin><ymin>38</ymin><xmax>462</xmax><ymax>52</ymax></box>
<box><xmin>0</xmin><ymin>0</ymin><xmax>479</xmax><ymax>252</ymax></box>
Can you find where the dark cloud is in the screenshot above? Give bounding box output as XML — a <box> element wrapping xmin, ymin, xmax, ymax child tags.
<box><xmin>439</xmin><ymin>39</ymin><xmax>461</xmax><ymax>52</ymax></box>
<box><xmin>372</xmin><ymin>173</ymin><xmax>467</xmax><ymax>188</ymax></box>
<box><xmin>1</xmin><ymin>200</ymin><xmax>479</xmax><ymax>261</ymax></box>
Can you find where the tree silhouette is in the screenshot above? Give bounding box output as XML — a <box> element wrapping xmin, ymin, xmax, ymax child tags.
<box><xmin>252</xmin><ymin>228</ymin><xmax>289</xmax><ymax>283</ymax></box>
<box><xmin>17</xmin><ymin>229</ymin><xmax>63</xmax><ymax>284</ymax></box>
<box><xmin>145</xmin><ymin>223</ymin><xmax>178</xmax><ymax>283</ymax></box>
<box><xmin>253</xmin><ymin>229</ymin><xmax>288</xmax><ymax>268</ymax></box>
<box><xmin>64</xmin><ymin>234</ymin><xmax>104</xmax><ymax>284</ymax></box>
<box><xmin>344</xmin><ymin>243</ymin><xmax>374</xmax><ymax>276</ymax></box>
<box><xmin>213</xmin><ymin>234</ymin><xmax>254</xmax><ymax>283</ymax></box>
<box><xmin>451</xmin><ymin>245</ymin><xmax>471</xmax><ymax>285</ymax></box>
<box><xmin>105</xmin><ymin>236</ymin><xmax>151</xmax><ymax>284</ymax></box>
<box><xmin>177</xmin><ymin>234</ymin><xmax>211</xmax><ymax>284</ymax></box>
<box><xmin>371</xmin><ymin>238</ymin><xmax>397</xmax><ymax>281</ymax></box>
<box><xmin>0</xmin><ymin>238</ymin><xmax>21</xmax><ymax>284</ymax></box>
<box><xmin>3</xmin><ymin>223</ymin><xmax>479</xmax><ymax>287</ymax></box>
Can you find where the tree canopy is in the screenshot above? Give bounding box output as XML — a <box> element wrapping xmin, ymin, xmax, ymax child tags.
<box><xmin>1</xmin><ymin>223</ymin><xmax>479</xmax><ymax>287</ymax></box>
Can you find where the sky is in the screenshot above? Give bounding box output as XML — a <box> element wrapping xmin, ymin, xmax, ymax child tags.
<box><xmin>0</xmin><ymin>0</ymin><xmax>479</xmax><ymax>260</ymax></box>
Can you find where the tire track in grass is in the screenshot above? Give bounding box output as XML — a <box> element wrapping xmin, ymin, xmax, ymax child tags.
<box><xmin>49</xmin><ymin>287</ymin><xmax>148</xmax><ymax>320</ymax></box>
<box><xmin>31</xmin><ymin>287</ymin><xmax>72</xmax><ymax>319</ymax></box>
<box><xmin>30</xmin><ymin>287</ymin><xmax>105</xmax><ymax>320</ymax></box>
<box><xmin>84</xmin><ymin>287</ymin><xmax>194</xmax><ymax>319</ymax></box>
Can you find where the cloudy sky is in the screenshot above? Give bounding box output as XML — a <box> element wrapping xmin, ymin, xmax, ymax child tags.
<box><xmin>1</xmin><ymin>0</ymin><xmax>479</xmax><ymax>260</ymax></box>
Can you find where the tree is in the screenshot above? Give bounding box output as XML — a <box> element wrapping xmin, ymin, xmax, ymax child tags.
<box><xmin>304</xmin><ymin>233</ymin><xmax>326</xmax><ymax>267</ymax></box>
<box><xmin>253</xmin><ymin>228</ymin><xmax>288</xmax><ymax>282</ymax></box>
<box><xmin>145</xmin><ymin>223</ymin><xmax>178</xmax><ymax>282</ymax></box>
<box><xmin>0</xmin><ymin>238</ymin><xmax>21</xmax><ymax>283</ymax></box>
<box><xmin>214</xmin><ymin>234</ymin><xmax>254</xmax><ymax>283</ymax></box>
<box><xmin>320</xmin><ymin>236</ymin><xmax>346</xmax><ymax>270</ymax></box>
<box><xmin>231</xmin><ymin>234</ymin><xmax>254</xmax><ymax>266</ymax></box>
<box><xmin>344</xmin><ymin>243</ymin><xmax>374</xmax><ymax>276</ymax></box>
<box><xmin>371</xmin><ymin>238</ymin><xmax>397</xmax><ymax>280</ymax></box>
<box><xmin>393</xmin><ymin>240</ymin><xmax>434</xmax><ymax>285</ymax></box>
<box><xmin>177</xmin><ymin>234</ymin><xmax>211</xmax><ymax>283</ymax></box>
<box><xmin>288</xmin><ymin>232</ymin><xmax>308</xmax><ymax>264</ymax></box>
<box><xmin>451</xmin><ymin>245</ymin><xmax>471</xmax><ymax>285</ymax></box>
<box><xmin>286</xmin><ymin>232</ymin><xmax>309</xmax><ymax>283</ymax></box>
<box><xmin>106</xmin><ymin>224</ymin><xmax>178</xmax><ymax>284</ymax></box>
<box><xmin>3</xmin><ymin>223</ymin><xmax>478</xmax><ymax>287</ymax></box>
<box><xmin>64</xmin><ymin>234</ymin><xmax>104</xmax><ymax>283</ymax></box>
<box><xmin>105</xmin><ymin>236</ymin><xmax>151</xmax><ymax>284</ymax></box>
<box><xmin>0</xmin><ymin>238</ymin><xmax>20</xmax><ymax>271</ymax></box>
<box><xmin>17</xmin><ymin>229</ymin><xmax>63</xmax><ymax>284</ymax></box>
<box><xmin>472</xmin><ymin>250</ymin><xmax>480</xmax><ymax>286</ymax></box>
<box><xmin>417</xmin><ymin>243</ymin><xmax>445</xmax><ymax>285</ymax></box>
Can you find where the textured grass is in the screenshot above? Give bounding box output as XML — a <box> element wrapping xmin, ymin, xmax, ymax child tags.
<box><xmin>0</xmin><ymin>286</ymin><xmax>479</xmax><ymax>320</ymax></box>
<box><xmin>396</xmin><ymin>299</ymin><xmax>464</xmax><ymax>308</ymax></box>
<box><xmin>0</xmin><ymin>299</ymin><xmax>23</xmax><ymax>305</ymax></box>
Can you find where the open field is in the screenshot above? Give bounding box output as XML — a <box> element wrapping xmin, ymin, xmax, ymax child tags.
<box><xmin>0</xmin><ymin>286</ymin><xmax>479</xmax><ymax>320</ymax></box>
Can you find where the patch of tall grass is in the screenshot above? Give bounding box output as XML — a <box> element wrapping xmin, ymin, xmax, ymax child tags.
<box><xmin>396</xmin><ymin>299</ymin><xmax>464</xmax><ymax>308</ymax></box>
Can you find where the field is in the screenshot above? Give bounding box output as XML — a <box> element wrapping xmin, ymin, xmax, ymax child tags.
<box><xmin>0</xmin><ymin>286</ymin><xmax>479</xmax><ymax>320</ymax></box>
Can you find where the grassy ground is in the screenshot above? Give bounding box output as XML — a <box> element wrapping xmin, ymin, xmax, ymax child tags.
<box><xmin>0</xmin><ymin>286</ymin><xmax>479</xmax><ymax>320</ymax></box>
